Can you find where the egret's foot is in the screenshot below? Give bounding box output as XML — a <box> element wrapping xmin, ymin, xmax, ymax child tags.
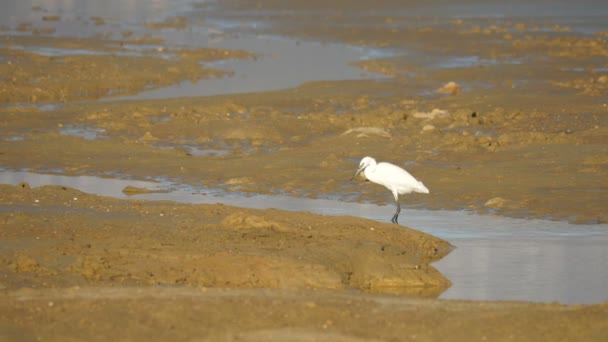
<box><xmin>391</xmin><ymin>214</ymin><xmax>399</xmax><ymax>224</ymax></box>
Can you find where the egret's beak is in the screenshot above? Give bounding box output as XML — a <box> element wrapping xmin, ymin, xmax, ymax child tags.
<box><xmin>350</xmin><ymin>166</ymin><xmax>365</xmax><ymax>182</ymax></box>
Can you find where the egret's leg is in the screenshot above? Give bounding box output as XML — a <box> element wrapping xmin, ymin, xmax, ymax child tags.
<box><xmin>391</xmin><ymin>195</ymin><xmax>401</xmax><ymax>224</ymax></box>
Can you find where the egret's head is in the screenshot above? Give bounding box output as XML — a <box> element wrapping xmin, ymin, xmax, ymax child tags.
<box><xmin>350</xmin><ymin>156</ymin><xmax>376</xmax><ymax>182</ymax></box>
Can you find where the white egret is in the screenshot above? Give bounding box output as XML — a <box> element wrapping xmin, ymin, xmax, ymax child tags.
<box><xmin>351</xmin><ymin>156</ymin><xmax>429</xmax><ymax>224</ymax></box>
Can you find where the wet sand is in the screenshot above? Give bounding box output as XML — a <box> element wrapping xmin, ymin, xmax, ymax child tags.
<box><xmin>4</xmin><ymin>286</ymin><xmax>608</xmax><ymax>341</ymax></box>
<box><xmin>1</xmin><ymin>0</ymin><xmax>608</xmax><ymax>340</ymax></box>
<box><xmin>1</xmin><ymin>185</ymin><xmax>607</xmax><ymax>340</ymax></box>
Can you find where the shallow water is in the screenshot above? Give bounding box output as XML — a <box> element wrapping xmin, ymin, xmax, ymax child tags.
<box><xmin>2</xmin><ymin>171</ymin><xmax>607</xmax><ymax>304</ymax></box>
<box><xmin>5</xmin><ymin>0</ymin><xmax>607</xmax><ymax>102</ymax></box>
<box><xmin>110</xmin><ymin>34</ymin><xmax>388</xmax><ymax>100</ymax></box>
<box><xmin>3</xmin><ymin>0</ymin><xmax>390</xmax><ymax>100</ymax></box>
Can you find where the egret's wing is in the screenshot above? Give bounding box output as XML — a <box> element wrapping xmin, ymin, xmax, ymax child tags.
<box><xmin>377</xmin><ymin>162</ymin><xmax>429</xmax><ymax>194</ymax></box>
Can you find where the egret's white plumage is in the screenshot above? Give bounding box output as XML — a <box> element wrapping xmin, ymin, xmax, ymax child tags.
<box><xmin>351</xmin><ymin>156</ymin><xmax>429</xmax><ymax>224</ymax></box>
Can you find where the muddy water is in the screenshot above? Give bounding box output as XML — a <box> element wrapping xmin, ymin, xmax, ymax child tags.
<box><xmin>2</xmin><ymin>171</ymin><xmax>607</xmax><ymax>304</ymax></box>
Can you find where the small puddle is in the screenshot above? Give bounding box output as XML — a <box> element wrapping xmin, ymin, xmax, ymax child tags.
<box><xmin>7</xmin><ymin>44</ymin><xmax>177</xmax><ymax>60</ymax></box>
<box><xmin>4</xmin><ymin>136</ymin><xmax>26</xmax><ymax>141</ymax></box>
<box><xmin>436</xmin><ymin>56</ymin><xmax>495</xmax><ymax>69</ymax></box>
<box><xmin>400</xmin><ymin>53</ymin><xmax>523</xmax><ymax>74</ymax></box>
<box><xmin>59</xmin><ymin>124</ymin><xmax>106</xmax><ymax>140</ymax></box>
<box><xmin>2</xmin><ymin>103</ymin><xmax>63</xmax><ymax>112</ymax></box>
<box><xmin>180</xmin><ymin>146</ymin><xmax>230</xmax><ymax>157</ymax></box>
<box><xmin>153</xmin><ymin>143</ymin><xmax>231</xmax><ymax>157</ymax></box>
<box><xmin>2</xmin><ymin>170</ymin><xmax>607</xmax><ymax>304</ymax></box>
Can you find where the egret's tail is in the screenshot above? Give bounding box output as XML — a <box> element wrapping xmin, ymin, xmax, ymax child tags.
<box><xmin>416</xmin><ymin>181</ymin><xmax>430</xmax><ymax>194</ymax></box>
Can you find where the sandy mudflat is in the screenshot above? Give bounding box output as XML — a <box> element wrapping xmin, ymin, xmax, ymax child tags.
<box><xmin>1</xmin><ymin>0</ymin><xmax>607</xmax><ymax>340</ymax></box>
<box><xmin>1</xmin><ymin>184</ymin><xmax>607</xmax><ymax>341</ymax></box>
